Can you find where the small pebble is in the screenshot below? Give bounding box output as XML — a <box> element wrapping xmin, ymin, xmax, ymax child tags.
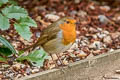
<box><xmin>89</xmin><ymin>5</ymin><xmax>95</xmax><ymax>10</ymax></box>
<box><xmin>103</xmin><ymin>30</ymin><xmax>109</xmax><ymax>34</ymax></box>
<box><xmin>70</xmin><ymin>10</ymin><xmax>77</xmax><ymax>15</ymax></box>
<box><xmin>89</xmin><ymin>41</ymin><xmax>102</xmax><ymax>49</ymax></box>
<box><xmin>58</xmin><ymin>12</ymin><xmax>65</xmax><ymax>16</ymax></box>
<box><xmin>35</xmin><ymin>32</ymin><xmax>41</xmax><ymax>38</ymax></box>
<box><xmin>110</xmin><ymin>32</ymin><xmax>120</xmax><ymax>39</ymax></box>
<box><xmin>109</xmin><ymin>49</ymin><xmax>114</xmax><ymax>52</ymax></box>
<box><xmin>57</xmin><ymin>60</ymin><xmax>62</xmax><ymax>66</ymax></box>
<box><xmin>92</xmin><ymin>34</ymin><xmax>97</xmax><ymax>39</ymax></box>
<box><xmin>98</xmin><ymin>15</ymin><xmax>110</xmax><ymax>24</ymax></box>
<box><xmin>48</xmin><ymin>56</ymin><xmax>52</xmax><ymax>60</ymax></box>
<box><xmin>92</xmin><ymin>50</ymin><xmax>101</xmax><ymax>55</ymax></box>
<box><xmin>100</xmin><ymin>6</ymin><xmax>110</xmax><ymax>11</ymax></box>
<box><xmin>70</xmin><ymin>53</ymin><xmax>76</xmax><ymax>57</ymax></box>
<box><xmin>117</xmin><ymin>16</ymin><xmax>120</xmax><ymax>21</ymax></box>
<box><xmin>0</xmin><ymin>71</ymin><xmax>2</xmax><ymax>74</ymax></box>
<box><xmin>45</xmin><ymin>14</ymin><xmax>60</xmax><ymax>21</ymax></box>
<box><xmin>77</xmin><ymin>50</ymin><xmax>87</xmax><ymax>57</ymax></box>
<box><xmin>60</xmin><ymin>55</ymin><xmax>66</xmax><ymax>59</ymax></box>
<box><xmin>12</xmin><ymin>63</ymin><xmax>21</xmax><ymax>70</ymax></box>
<box><xmin>80</xmin><ymin>41</ymin><xmax>88</xmax><ymax>46</ymax></box>
<box><xmin>7</xmin><ymin>73</ymin><xmax>14</xmax><ymax>79</ymax></box>
<box><xmin>74</xmin><ymin>0</ymin><xmax>81</xmax><ymax>4</ymax></box>
<box><xmin>0</xmin><ymin>75</ymin><xmax>3</xmax><ymax>78</ymax></box>
<box><xmin>70</xmin><ymin>43</ymin><xmax>78</xmax><ymax>49</ymax></box>
<box><xmin>63</xmin><ymin>59</ymin><xmax>68</xmax><ymax>65</ymax></box>
<box><xmin>103</xmin><ymin>36</ymin><xmax>112</xmax><ymax>44</ymax></box>
<box><xmin>15</xmin><ymin>74</ymin><xmax>22</xmax><ymax>79</ymax></box>
<box><xmin>37</xmin><ymin>6</ymin><xmax>46</xmax><ymax>11</ymax></box>
<box><xmin>59</xmin><ymin>53</ymin><xmax>64</xmax><ymax>57</ymax></box>
<box><xmin>76</xmin><ymin>31</ymin><xmax>80</xmax><ymax>35</ymax></box>
<box><xmin>26</xmin><ymin>67</ymin><xmax>31</xmax><ymax>75</ymax></box>
<box><xmin>31</xmin><ymin>69</ymin><xmax>39</xmax><ymax>74</ymax></box>
<box><xmin>77</xmin><ymin>10</ymin><xmax>87</xmax><ymax>17</ymax></box>
<box><xmin>97</xmin><ymin>28</ymin><xmax>103</xmax><ymax>31</ymax></box>
<box><xmin>2</xmin><ymin>64</ymin><xmax>10</xmax><ymax>68</ymax></box>
<box><xmin>21</xmin><ymin>64</ymin><xmax>26</xmax><ymax>69</ymax></box>
<box><xmin>51</xmin><ymin>54</ymin><xmax>58</xmax><ymax>60</ymax></box>
<box><xmin>97</xmin><ymin>33</ymin><xmax>107</xmax><ymax>39</ymax></box>
<box><xmin>75</xmin><ymin>58</ymin><xmax>80</xmax><ymax>61</ymax></box>
<box><xmin>116</xmin><ymin>70</ymin><xmax>120</xmax><ymax>74</ymax></box>
<box><xmin>89</xmin><ymin>27</ymin><xmax>98</xmax><ymax>33</ymax></box>
<box><xmin>36</xmin><ymin>16</ymin><xmax>41</xmax><ymax>21</ymax></box>
<box><xmin>49</xmin><ymin>64</ymin><xmax>56</xmax><ymax>69</ymax></box>
<box><xmin>67</xmin><ymin>49</ymin><xmax>74</xmax><ymax>53</ymax></box>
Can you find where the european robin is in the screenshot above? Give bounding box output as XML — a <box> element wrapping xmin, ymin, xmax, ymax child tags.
<box><xmin>23</xmin><ymin>17</ymin><xmax>77</xmax><ymax>55</ymax></box>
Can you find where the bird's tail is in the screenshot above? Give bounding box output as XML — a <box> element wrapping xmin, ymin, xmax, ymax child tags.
<box><xmin>22</xmin><ymin>42</ymin><xmax>40</xmax><ymax>51</ymax></box>
<box><xmin>22</xmin><ymin>37</ymin><xmax>46</xmax><ymax>51</ymax></box>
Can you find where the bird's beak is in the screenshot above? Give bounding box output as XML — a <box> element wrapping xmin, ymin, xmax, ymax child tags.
<box><xmin>75</xmin><ymin>22</ymin><xmax>80</xmax><ymax>25</ymax></box>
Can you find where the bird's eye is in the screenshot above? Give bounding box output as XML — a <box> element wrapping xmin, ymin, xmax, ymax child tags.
<box><xmin>66</xmin><ymin>21</ymin><xmax>70</xmax><ymax>24</ymax></box>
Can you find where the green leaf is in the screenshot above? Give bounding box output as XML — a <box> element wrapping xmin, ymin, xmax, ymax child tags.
<box><xmin>0</xmin><ymin>56</ymin><xmax>7</xmax><ymax>62</ymax></box>
<box><xmin>9</xmin><ymin>0</ymin><xmax>18</xmax><ymax>5</ymax></box>
<box><xmin>14</xmin><ymin>23</ymin><xmax>32</xmax><ymax>41</ymax></box>
<box><xmin>18</xmin><ymin>17</ymin><xmax>37</xmax><ymax>27</ymax></box>
<box><xmin>0</xmin><ymin>35</ymin><xmax>16</xmax><ymax>54</ymax></box>
<box><xmin>18</xmin><ymin>50</ymin><xmax>24</xmax><ymax>56</ymax></box>
<box><xmin>0</xmin><ymin>13</ymin><xmax>10</xmax><ymax>30</ymax></box>
<box><xmin>17</xmin><ymin>48</ymin><xmax>48</xmax><ymax>67</ymax></box>
<box><xmin>0</xmin><ymin>46</ymin><xmax>12</xmax><ymax>56</ymax></box>
<box><xmin>2</xmin><ymin>5</ymin><xmax>28</xmax><ymax>19</ymax></box>
<box><xmin>0</xmin><ymin>0</ymin><xmax>8</xmax><ymax>7</ymax></box>
<box><xmin>0</xmin><ymin>0</ymin><xmax>8</xmax><ymax>4</ymax></box>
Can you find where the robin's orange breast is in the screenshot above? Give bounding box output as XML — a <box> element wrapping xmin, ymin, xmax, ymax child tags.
<box><xmin>42</xmin><ymin>30</ymin><xmax>73</xmax><ymax>54</ymax></box>
<box><xmin>60</xmin><ymin>19</ymin><xmax>76</xmax><ymax>45</ymax></box>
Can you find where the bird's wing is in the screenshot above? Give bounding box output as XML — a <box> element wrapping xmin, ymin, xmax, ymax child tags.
<box><xmin>35</xmin><ymin>23</ymin><xmax>61</xmax><ymax>46</ymax></box>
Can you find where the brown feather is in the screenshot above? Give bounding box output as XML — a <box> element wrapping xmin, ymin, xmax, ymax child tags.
<box><xmin>23</xmin><ymin>17</ymin><xmax>69</xmax><ymax>51</ymax></box>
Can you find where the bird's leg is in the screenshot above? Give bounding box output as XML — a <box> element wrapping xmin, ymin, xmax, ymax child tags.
<box><xmin>56</xmin><ymin>53</ymin><xmax>66</xmax><ymax>73</ymax></box>
<box><xmin>56</xmin><ymin>53</ymin><xmax>65</xmax><ymax>67</ymax></box>
<box><xmin>50</xmin><ymin>53</ymin><xmax>66</xmax><ymax>73</ymax></box>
